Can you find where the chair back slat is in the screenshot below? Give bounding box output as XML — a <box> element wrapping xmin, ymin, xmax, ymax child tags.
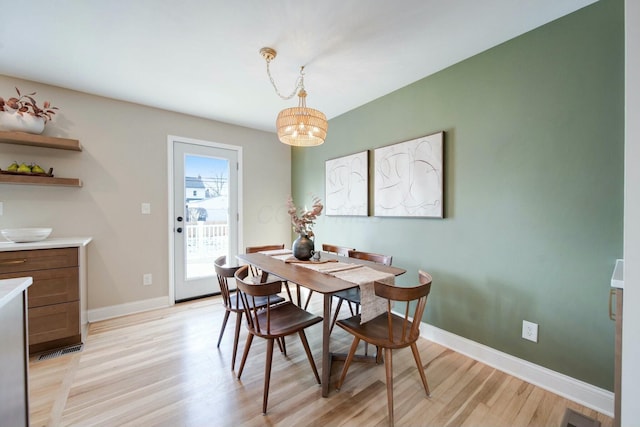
<box><xmin>215</xmin><ymin>256</ymin><xmax>242</xmax><ymax>310</ymax></box>
<box><xmin>348</xmin><ymin>250</ymin><xmax>392</xmax><ymax>266</ymax></box>
<box><xmin>235</xmin><ymin>265</ymin><xmax>283</xmax><ymax>336</ymax></box>
<box><xmin>375</xmin><ymin>270</ymin><xmax>432</xmax><ymax>345</ymax></box>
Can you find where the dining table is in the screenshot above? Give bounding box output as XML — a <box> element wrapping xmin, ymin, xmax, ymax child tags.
<box><xmin>236</xmin><ymin>250</ymin><xmax>405</xmax><ymax>397</ymax></box>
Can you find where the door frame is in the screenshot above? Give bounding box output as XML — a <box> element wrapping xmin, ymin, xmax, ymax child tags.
<box><xmin>167</xmin><ymin>134</ymin><xmax>243</xmax><ymax>305</ymax></box>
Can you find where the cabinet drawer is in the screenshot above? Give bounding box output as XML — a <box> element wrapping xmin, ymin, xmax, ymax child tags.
<box><xmin>28</xmin><ymin>301</ymin><xmax>79</xmax><ymax>346</ymax></box>
<box><xmin>0</xmin><ymin>248</ymin><xmax>78</xmax><ymax>273</ymax></box>
<box><xmin>0</xmin><ymin>267</ymin><xmax>79</xmax><ymax>308</ymax></box>
<box><xmin>35</xmin><ymin>267</ymin><xmax>80</xmax><ymax>307</ymax></box>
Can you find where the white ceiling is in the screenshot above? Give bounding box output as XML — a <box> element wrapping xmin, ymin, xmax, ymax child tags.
<box><xmin>0</xmin><ymin>0</ymin><xmax>597</xmax><ymax>133</ymax></box>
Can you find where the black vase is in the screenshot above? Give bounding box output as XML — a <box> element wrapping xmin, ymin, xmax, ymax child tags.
<box><xmin>292</xmin><ymin>234</ymin><xmax>315</xmax><ymax>260</ymax></box>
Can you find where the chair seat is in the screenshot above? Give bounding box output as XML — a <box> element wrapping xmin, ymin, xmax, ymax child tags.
<box><xmin>226</xmin><ymin>293</ymin><xmax>285</xmax><ymax>312</ymax></box>
<box><xmin>334</xmin><ymin>288</ymin><xmax>360</xmax><ymax>304</ymax></box>
<box><xmin>336</xmin><ymin>313</ymin><xmax>421</xmax><ymax>350</ymax></box>
<box><xmin>253</xmin><ymin>301</ymin><xmax>322</xmax><ymax>338</ymax></box>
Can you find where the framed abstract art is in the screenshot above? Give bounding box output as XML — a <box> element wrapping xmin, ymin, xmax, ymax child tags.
<box><xmin>373</xmin><ymin>131</ymin><xmax>444</xmax><ymax>218</ymax></box>
<box><xmin>325</xmin><ymin>151</ymin><xmax>368</xmax><ymax>216</ymax></box>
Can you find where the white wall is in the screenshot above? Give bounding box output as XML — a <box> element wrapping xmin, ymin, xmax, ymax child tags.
<box><xmin>0</xmin><ymin>76</ymin><xmax>291</xmax><ymax>312</ymax></box>
<box><xmin>622</xmin><ymin>1</ymin><xmax>639</xmax><ymax>425</ymax></box>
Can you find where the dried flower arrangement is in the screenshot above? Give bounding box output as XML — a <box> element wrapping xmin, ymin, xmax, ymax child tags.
<box><xmin>0</xmin><ymin>87</ymin><xmax>58</xmax><ymax>121</ymax></box>
<box><xmin>287</xmin><ymin>196</ymin><xmax>323</xmax><ymax>237</ymax></box>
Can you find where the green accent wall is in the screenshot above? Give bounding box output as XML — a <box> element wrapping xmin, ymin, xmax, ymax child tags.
<box><xmin>291</xmin><ymin>0</ymin><xmax>624</xmax><ymax>390</ymax></box>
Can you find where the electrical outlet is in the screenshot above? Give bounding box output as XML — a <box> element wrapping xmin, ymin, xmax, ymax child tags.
<box><xmin>141</xmin><ymin>203</ymin><xmax>151</xmax><ymax>215</ymax></box>
<box><xmin>522</xmin><ymin>320</ymin><xmax>538</xmax><ymax>342</ymax></box>
<box><xmin>143</xmin><ymin>273</ymin><xmax>152</xmax><ymax>286</ymax></box>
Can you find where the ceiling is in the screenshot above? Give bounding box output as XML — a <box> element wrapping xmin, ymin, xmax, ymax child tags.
<box><xmin>0</xmin><ymin>0</ymin><xmax>597</xmax><ymax>133</ymax></box>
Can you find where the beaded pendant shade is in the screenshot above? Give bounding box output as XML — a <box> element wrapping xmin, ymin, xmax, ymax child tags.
<box><xmin>260</xmin><ymin>47</ymin><xmax>328</xmax><ymax>147</ymax></box>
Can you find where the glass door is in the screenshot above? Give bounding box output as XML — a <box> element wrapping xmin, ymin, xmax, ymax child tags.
<box><xmin>170</xmin><ymin>137</ymin><xmax>240</xmax><ymax>302</ymax></box>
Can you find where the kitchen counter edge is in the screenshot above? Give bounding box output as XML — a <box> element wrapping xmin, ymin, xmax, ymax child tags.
<box><xmin>0</xmin><ymin>277</ymin><xmax>33</xmax><ymax>309</ymax></box>
<box><xmin>0</xmin><ymin>237</ymin><xmax>93</xmax><ymax>252</ymax></box>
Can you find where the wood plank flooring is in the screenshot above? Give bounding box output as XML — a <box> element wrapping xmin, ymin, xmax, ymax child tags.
<box><xmin>28</xmin><ymin>293</ymin><xmax>613</xmax><ymax>426</ymax></box>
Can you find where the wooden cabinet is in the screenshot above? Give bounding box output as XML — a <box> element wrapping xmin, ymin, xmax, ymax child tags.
<box><xmin>0</xmin><ymin>247</ymin><xmax>81</xmax><ymax>354</ymax></box>
<box><xmin>0</xmin><ymin>131</ymin><xmax>82</xmax><ymax>187</ymax></box>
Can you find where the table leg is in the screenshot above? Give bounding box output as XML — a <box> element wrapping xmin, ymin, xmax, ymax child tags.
<box><xmin>322</xmin><ymin>293</ymin><xmax>331</xmax><ymax>397</ymax></box>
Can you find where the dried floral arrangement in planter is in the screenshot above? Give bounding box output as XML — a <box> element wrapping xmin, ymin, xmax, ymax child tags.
<box><xmin>287</xmin><ymin>196</ymin><xmax>323</xmax><ymax>237</ymax></box>
<box><xmin>0</xmin><ymin>87</ymin><xmax>59</xmax><ymax>134</ymax></box>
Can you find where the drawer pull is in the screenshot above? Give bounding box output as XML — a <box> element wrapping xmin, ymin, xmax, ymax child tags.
<box><xmin>0</xmin><ymin>259</ymin><xmax>28</xmax><ymax>265</ymax></box>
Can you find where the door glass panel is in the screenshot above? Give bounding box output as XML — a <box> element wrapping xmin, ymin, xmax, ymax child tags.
<box><xmin>184</xmin><ymin>155</ymin><xmax>230</xmax><ymax>280</ymax></box>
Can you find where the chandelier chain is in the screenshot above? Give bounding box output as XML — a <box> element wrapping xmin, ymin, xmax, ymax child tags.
<box><xmin>266</xmin><ymin>60</ymin><xmax>305</xmax><ymax>100</ymax></box>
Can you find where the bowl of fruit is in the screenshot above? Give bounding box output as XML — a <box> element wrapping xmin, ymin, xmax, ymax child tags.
<box><xmin>1</xmin><ymin>161</ymin><xmax>52</xmax><ymax>176</ymax></box>
<box><xmin>1</xmin><ymin>228</ymin><xmax>53</xmax><ymax>243</ymax></box>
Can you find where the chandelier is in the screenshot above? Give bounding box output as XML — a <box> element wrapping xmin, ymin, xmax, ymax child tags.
<box><xmin>260</xmin><ymin>47</ymin><xmax>328</xmax><ymax>147</ymax></box>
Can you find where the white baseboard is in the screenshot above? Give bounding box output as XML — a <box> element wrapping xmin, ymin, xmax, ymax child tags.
<box><xmin>87</xmin><ymin>296</ymin><xmax>171</xmax><ymax>323</ymax></box>
<box><xmin>420</xmin><ymin>323</ymin><xmax>614</xmax><ymax>417</ymax></box>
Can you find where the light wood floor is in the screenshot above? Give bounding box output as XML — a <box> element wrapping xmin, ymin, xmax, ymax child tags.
<box><xmin>29</xmin><ymin>292</ymin><xmax>613</xmax><ymax>427</ymax></box>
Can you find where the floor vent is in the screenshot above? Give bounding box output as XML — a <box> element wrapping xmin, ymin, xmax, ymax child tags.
<box><xmin>560</xmin><ymin>408</ymin><xmax>601</xmax><ymax>427</ymax></box>
<box><xmin>37</xmin><ymin>344</ymin><xmax>84</xmax><ymax>361</ymax></box>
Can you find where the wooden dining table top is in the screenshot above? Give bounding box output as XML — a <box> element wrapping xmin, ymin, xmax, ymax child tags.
<box><xmin>236</xmin><ymin>251</ymin><xmax>406</xmax><ymax>294</ymax></box>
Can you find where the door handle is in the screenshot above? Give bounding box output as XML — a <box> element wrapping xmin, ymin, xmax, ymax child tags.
<box><xmin>177</xmin><ymin>216</ymin><xmax>183</xmax><ymax>222</ymax></box>
<box><xmin>609</xmin><ymin>288</ymin><xmax>616</xmax><ymax>321</ymax></box>
<box><xmin>176</xmin><ymin>227</ymin><xmax>183</xmax><ymax>233</ymax></box>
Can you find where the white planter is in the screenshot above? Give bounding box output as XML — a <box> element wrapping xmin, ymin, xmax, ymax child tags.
<box><xmin>0</xmin><ymin>110</ymin><xmax>46</xmax><ymax>134</ymax></box>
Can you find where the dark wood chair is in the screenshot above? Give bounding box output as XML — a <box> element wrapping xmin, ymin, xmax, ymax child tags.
<box><xmin>245</xmin><ymin>244</ymin><xmax>286</xmax><ymax>278</ymax></box>
<box><xmin>245</xmin><ymin>244</ymin><xmax>296</xmax><ymax>303</ymax></box>
<box><xmin>234</xmin><ymin>265</ymin><xmax>323</xmax><ymax>415</ymax></box>
<box><xmin>214</xmin><ymin>256</ymin><xmax>284</xmax><ymax>370</ymax></box>
<box><xmin>336</xmin><ymin>270</ymin><xmax>433</xmax><ymax>427</ymax></box>
<box><xmin>330</xmin><ymin>249</ymin><xmax>392</xmax><ymax>332</ymax></box>
<box><xmin>301</xmin><ymin>243</ymin><xmax>355</xmax><ymax>310</ymax></box>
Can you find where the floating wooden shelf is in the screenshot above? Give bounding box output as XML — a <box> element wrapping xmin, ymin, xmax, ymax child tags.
<box><xmin>0</xmin><ymin>174</ymin><xmax>82</xmax><ymax>187</ymax></box>
<box><xmin>0</xmin><ymin>131</ymin><xmax>82</xmax><ymax>151</ymax></box>
<box><xmin>0</xmin><ymin>131</ymin><xmax>82</xmax><ymax>187</ymax></box>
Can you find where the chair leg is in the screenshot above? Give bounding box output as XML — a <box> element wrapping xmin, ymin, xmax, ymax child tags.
<box><xmin>298</xmin><ymin>330</ymin><xmax>321</xmax><ymax>384</ymax></box>
<box><xmin>384</xmin><ymin>347</ymin><xmax>395</xmax><ymax>427</ymax></box>
<box><xmin>329</xmin><ymin>298</ymin><xmax>344</xmax><ymax>333</ymax></box>
<box><xmin>336</xmin><ymin>337</ymin><xmax>360</xmax><ymax>390</ymax></box>
<box><xmin>410</xmin><ymin>342</ymin><xmax>431</xmax><ymax>397</ymax></box>
<box><xmin>263</xmin><ymin>338</ymin><xmax>275</xmax><ymax>414</ymax></box>
<box><xmin>237</xmin><ymin>333</ymin><xmax>254</xmax><ymax>379</ymax></box>
<box><xmin>231</xmin><ymin>312</ymin><xmax>242</xmax><ymax>371</ymax></box>
<box><xmin>347</xmin><ymin>300</ymin><xmax>355</xmax><ymax>316</ymax></box>
<box><xmin>283</xmin><ymin>281</ymin><xmax>294</xmax><ymax>303</ymax></box>
<box><xmin>217</xmin><ymin>309</ymin><xmax>230</xmax><ymax>348</ymax></box>
<box><xmin>303</xmin><ymin>290</ymin><xmax>314</xmax><ymax>310</ymax></box>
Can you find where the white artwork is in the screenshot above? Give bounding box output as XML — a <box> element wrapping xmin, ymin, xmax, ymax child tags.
<box><xmin>374</xmin><ymin>132</ymin><xmax>444</xmax><ymax>218</ymax></box>
<box><xmin>325</xmin><ymin>151</ymin><xmax>368</xmax><ymax>216</ymax></box>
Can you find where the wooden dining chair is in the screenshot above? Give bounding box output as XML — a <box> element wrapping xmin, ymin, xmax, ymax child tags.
<box><xmin>336</xmin><ymin>270</ymin><xmax>433</xmax><ymax>427</ymax></box>
<box><xmin>330</xmin><ymin>249</ymin><xmax>392</xmax><ymax>332</ymax></box>
<box><xmin>234</xmin><ymin>265</ymin><xmax>323</xmax><ymax>415</ymax></box>
<box><xmin>245</xmin><ymin>244</ymin><xmax>296</xmax><ymax>303</ymax></box>
<box><xmin>214</xmin><ymin>256</ymin><xmax>284</xmax><ymax>371</ymax></box>
<box><xmin>300</xmin><ymin>243</ymin><xmax>355</xmax><ymax>310</ymax></box>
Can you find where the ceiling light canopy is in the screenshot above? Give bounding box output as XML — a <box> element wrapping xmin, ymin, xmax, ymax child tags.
<box><xmin>260</xmin><ymin>47</ymin><xmax>328</xmax><ymax>147</ymax></box>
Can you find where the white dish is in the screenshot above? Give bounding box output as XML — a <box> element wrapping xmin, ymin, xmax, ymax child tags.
<box><xmin>1</xmin><ymin>228</ymin><xmax>53</xmax><ymax>243</ymax></box>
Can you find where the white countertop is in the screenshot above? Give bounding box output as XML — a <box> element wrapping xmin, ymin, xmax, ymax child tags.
<box><xmin>0</xmin><ymin>237</ymin><xmax>92</xmax><ymax>252</ymax></box>
<box><xmin>0</xmin><ymin>277</ymin><xmax>33</xmax><ymax>309</ymax></box>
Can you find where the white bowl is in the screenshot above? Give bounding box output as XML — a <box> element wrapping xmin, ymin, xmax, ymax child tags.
<box><xmin>1</xmin><ymin>228</ymin><xmax>53</xmax><ymax>243</ymax></box>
